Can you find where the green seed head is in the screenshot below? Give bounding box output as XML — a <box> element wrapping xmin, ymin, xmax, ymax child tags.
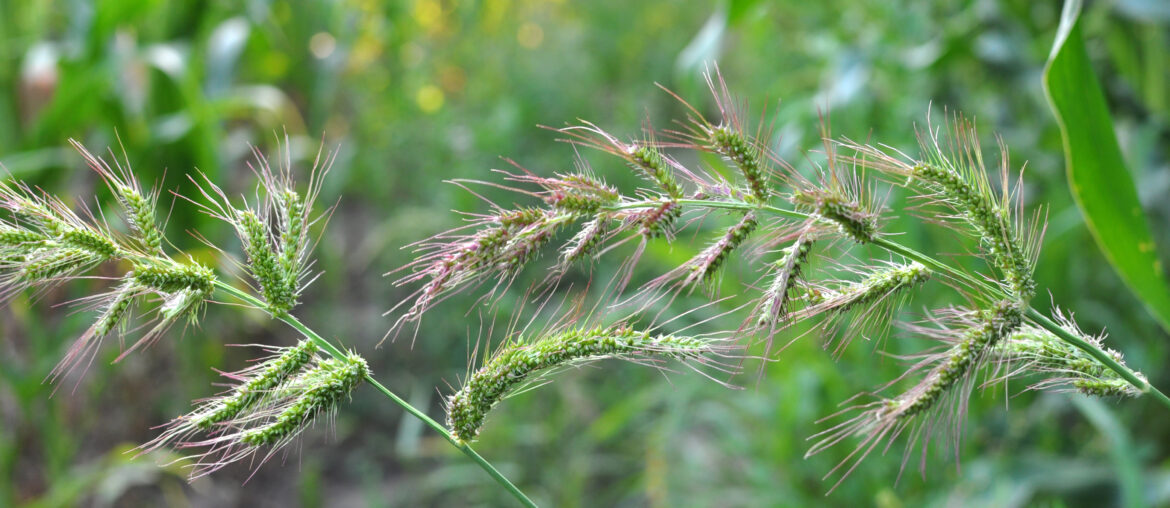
<box><xmin>825</xmin><ymin>262</ymin><xmax>930</xmax><ymax>315</ymax></box>
<box><xmin>21</xmin><ymin>248</ymin><xmax>95</xmax><ymax>281</ymax></box>
<box><xmin>756</xmin><ymin>236</ymin><xmax>814</xmax><ymax>329</ymax></box>
<box><xmin>133</xmin><ymin>261</ymin><xmax>216</xmax><ymax>294</ymax></box>
<box><xmin>910</xmin><ymin>162</ymin><xmax>1034</xmax><ymax>301</ymax></box>
<box><xmin>93</xmin><ymin>280</ymin><xmax>139</xmax><ymax>337</ymax></box>
<box><xmin>239</xmin><ymin>209</ymin><xmax>296</xmax><ymax>313</ymax></box>
<box><xmin>116</xmin><ymin>183</ymin><xmax>163</xmax><ymax>253</ymax></box>
<box><xmin>628</xmin><ymin>144</ymin><xmax>684</xmax><ymax>199</ymax></box>
<box><xmin>560</xmin><ymin>216</ymin><xmax>609</xmax><ymax>266</ymax></box>
<box><xmin>195</xmin><ymin>339</ymin><xmax>320</xmax><ymax>430</ymax></box>
<box><xmin>687</xmin><ymin>212</ymin><xmax>758</xmax><ymax>286</ymax></box>
<box><xmin>240</xmin><ymin>353</ymin><xmax>368</xmax><ymax>446</ymax></box>
<box><xmin>447</xmin><ymin>326</ymin><xmax>718</xmax><ymax>443</ymax></box>
<box><xmin>0</xmin><ymin>227</ymin><xmax>47</xmax><ymax>248</ymax></box>
<box><xmin>278</xmin><ymin>188</ymin><xmax>306</xmax><ymax>286</ymax></box>
<box><xmin>710</xmin><ymin>127</ymin><xmax>769</xmax><ymax>202</ymax></box>
<box><xmin>59</xmin><ymin>228</ymin><xmax>121</xmax><ymax>259</ymax></box>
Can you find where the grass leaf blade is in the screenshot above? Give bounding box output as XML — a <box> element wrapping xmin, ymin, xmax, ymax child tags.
<box><xmin>1043</xmin><ymin>0</ymin><xmax>1170</xmax><ymax>333</ymax></box>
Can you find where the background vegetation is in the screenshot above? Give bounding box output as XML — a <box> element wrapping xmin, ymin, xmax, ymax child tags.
<box><xmin>2</xmin><ymin>0</ymin><xmax>1169</xmax><ymax>506</ymax></box>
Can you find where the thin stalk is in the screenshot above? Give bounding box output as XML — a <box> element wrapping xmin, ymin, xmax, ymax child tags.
<box><xmin>608</xmin><ymin>198</ymin><xmax>1170</xmax><ymax>410</ymax></box>
<box><xmin>213</xmin><ymin>281</ymin><xmax>538</xmax><ymax>508</ymax></box>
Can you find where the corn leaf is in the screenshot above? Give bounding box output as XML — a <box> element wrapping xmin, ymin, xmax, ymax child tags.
<box><xmin>1044</xmin><ymin>0</ymin><xmax>1170</xmax><ymax>333</ymax></box>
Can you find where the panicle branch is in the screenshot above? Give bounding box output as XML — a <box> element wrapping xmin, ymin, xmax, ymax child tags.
<box><xmin>838</xmin><ymin>115</ymin><xmax>1039</xmax><ymax>301</ymax></box>
<box><xmin>991</xmin><ymin>310</ymin><xmax>1142</xmax><ymax>398</ymax></box>
<box><xmin>807</xmin><ymin>300</ymin><xmax>1023</xmax><ymax>492</ymax></box>
<box><xmin>186</xmin><ymin>136</ymin><xmax>335</xmax><ymax>315</ymax></box>
<box><xmin>446</xmin><ymin>322</ymin><xmax>740</xmax><ymax>443</ymax></box>
<box><xmin>140</xmin><ymin>340</ymin><xmax>368</xmax><ymax>479</ymax></box>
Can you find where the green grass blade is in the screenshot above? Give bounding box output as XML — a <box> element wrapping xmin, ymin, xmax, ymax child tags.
<box><xmin>1043</xmin><ymin>0</ymin><xmax>1170</xmax><ymax>333</ymax></box>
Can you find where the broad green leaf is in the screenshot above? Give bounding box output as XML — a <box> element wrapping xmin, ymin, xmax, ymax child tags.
<box><xmin>1043</xmin><ymin>0</ymin><xmax>1170</xmax><ymax>333</ymax></box>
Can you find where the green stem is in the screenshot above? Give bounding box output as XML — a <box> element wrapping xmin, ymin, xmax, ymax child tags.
<box><xmin>213</xmin><ymin>281</ymin><xmax>538</xmax><ymax>508</ymax></box>
<box><xmin>609</xmin><ymin>198</ymin><xmax>1170</xmax><ymax>410</ymax></box>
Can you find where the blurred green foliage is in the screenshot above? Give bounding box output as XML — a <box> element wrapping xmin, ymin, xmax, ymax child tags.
<box><xmin>1</xmin><ymin>0</ymin><xmax>1169</xmax><ymax>506</ymax></box>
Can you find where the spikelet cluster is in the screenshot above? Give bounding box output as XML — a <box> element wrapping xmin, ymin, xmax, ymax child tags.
<box><xmin>839</xmin><ymin>116</ymin><xmax>1041</xmax><ymax>301</ymax></box>
<box><xmin>0</xmin><ymin>142</ymin><xmax>222</xmax><ymax>385</ymax></box>
<box><xmin>71</xmin><ymin>139</ymin><xmax>165</xmax><ymax>253</ymax></box>
<box><xmin>753</xmin><ymin>231</ymin><xmax>815</xmax><ymax>336</ymax></box>
<box><xmin>796</xmin><ymin>261</ymin><xmax>931</xmax><ymax>354</ymax></box>
<box><xmin>447</xmin><ymin>323</ymin><xmax>737</xmax><ymax>442</ymax></box>
<box><xmin>662</xmin><ymin>67</ymin><xmax>773</xmax><ymax>203</ymax></box>
<box><xmin>141</xmin><ymin>340</ymin><xmax>368</xmax><ymax>478</ymax></box>
<box><xmin>991</xmin><ymin>311</ymin><xmax>1141</xmax><ymax>398</ymax></box>
<box><xmin>807</xmin><ymin>301</ymin><xmax>1023</xmax><ymax>491</ymax></box>
<box><xmin>189</xmin><ymin>137</ymin><xmax>334</xmax><ymax>315</ymax></box>
<box><xmin>0</xmin><ymin>179</ymin><xmax>122</xmax><ymax>301</ymax></box>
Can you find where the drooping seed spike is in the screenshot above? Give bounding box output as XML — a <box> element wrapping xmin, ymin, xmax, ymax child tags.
<box><xmin>0</xmin><ymin>227</ymin><xmax>47</xmax><ymax>248</ymax></box>
<box><xmin>195</xmin><ymin>339</ymin><xmax>320</xmax><ymax>430</ymax></box>
<box><xmin>68</xmin><ymin>138</ymin><xmax>165</xmax><ymax>253</ymax></box>
<box><xmin>991</xmin><ymin>312</ymin><xmax>1142</xmax><ymax>398</ymax></box>
<box><xmin>893</xmin><ymin>301</ymin><xmax>1022</xmax><ymax>419</ymax></box>
<box><xmin>21</xmin><ymin>248</ymin><xmax>96</xmax><ymax>281</ymax></box>
<box><xmin>710</xmin><ymin>126</ymin><xmax>769</xmax><ymax>202</ymax></box>
<box><xmin>277</xmin><ymin>188</ymin><xmax>306</xmax><ymax>289</ymax></box>
<box><xmin>910</xmin><ymin>161</ymin><xmax>1034</xmax><ymax>300</ymax></box>
<box><xmin>1073</xmin><ymin>378</ymin><xmax>1139</xmax><ymax>398</ymax></box>
<box><xmin>823</xmin><ymin>262</ymin><xmax>931</xmax><ymax>316</ymax></box>
<box><xmin>684</xmin><ymin>212</ymin><xmax>758</xmax><ymax>286</ymax></box>
<box><xmin>240</xmin><ymin>353</ymin><xmax>368</xmax><ymax>446</ymax></box>
<box><xmin>116</xmin><ymin>183</ymin><xmax>164</xmax><ymax>253</ymax></box>
<box><xmin>559</xmin><ymin>215</ymin><xmax>610</xmax><ymax>266</ymax></box>
<box><xmin>755</xmin><ymin>233</ymin><xmax>815</xmax><ymax>331</ymax></box>
<box><xmin>628</xmin><ymin>144</ymin><xmax>685</xmax><ymax>199</ymax></box>
<box><xmin>447</xmin><ymin>325</ymin><xmax>726</xmax><ymax>443</ymax></box>
<box><xmin>808</xmin><ymin>301</ymin><xmax>1024</xmax><ymax>491</ymax></box>
<box><xmin>93</xmin><ymin>280</ymin><xmax>139</xmax><ymax>337</ymax></box>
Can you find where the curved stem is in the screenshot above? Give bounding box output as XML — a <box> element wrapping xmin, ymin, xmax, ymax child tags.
<box><xmin>609</xmin><ymin>198</ymin><xmax>1170</xmax><ymax>410</ymax></box>
<box><xmin>213</xmin><ymin>281</ymin><xmax>538</xmax><ymax>508</ymax></box>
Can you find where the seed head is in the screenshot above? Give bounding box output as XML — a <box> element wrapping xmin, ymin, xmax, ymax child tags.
<box><xmin>558</xmin><ymin>122</ymin><xmax>685</xmax><ymax>199</ymax></box>
<box><xmin>93</xmin><ymin>279</ymin><xmax>140</xmax><ymax>337</ymax></box>
<box><xmin>447</xmin><ymin>324</ymin><xmax>735</xmax><ymax>443</ymax></box>
<box><xmin>240</xmin><ymin>353</ymin><xmax>368</xmax><ymax>446</ymax></box>
<box><xmin>753</xmin><ymin>231</ymin><xmax>816</xmax><ymax>346</ymax></box>
<box><xmin>795</xmin><ymin>261</ymin><xmax>930</xmax><ymax>354</ymax></box>
<box><xmin>839</xmin><ymin>115</ymin><xmax>1040</xmax><ymax>301</ymax></box>
<box><xmin>990</xmin><ymin>310</ymin><xmax>1142</xmax><ymax>398</ymax></box>
<box><xmin>807</xmin><ymin>301</ymin><xmax>1022</xmax><ymax>492</ymax></box>
<box><xmin>184</xmin><ymin>137</ymin><xmax>335</xmax><ymax>315</ymax></box>
<box><xmin>559</xmin><ymin>215</ymin><xmax>610</xmax><ymax>267</ymax></box>
<box><xmin>70</xmin><ymin>139</ymin><xmax>165</xmax><ymax>254</ymax></box>
<box><xmin>133</xmin><ymin>261</ymin><xmax>216</xmax><ymax>294</ymax></box>
<box><xmin>239</xmin><ymin>208</ymin><xmax>296</xmax><ymax>313</ymax></box>
<box><xmin>141</xmin><ymin>344</ymin><xmax>367</xmax><ymax>479</ymax></box>
<box><xmin>660</xmin><ymin>64</ymin><xmax>773</xmax><ymax>203</ymax></box>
